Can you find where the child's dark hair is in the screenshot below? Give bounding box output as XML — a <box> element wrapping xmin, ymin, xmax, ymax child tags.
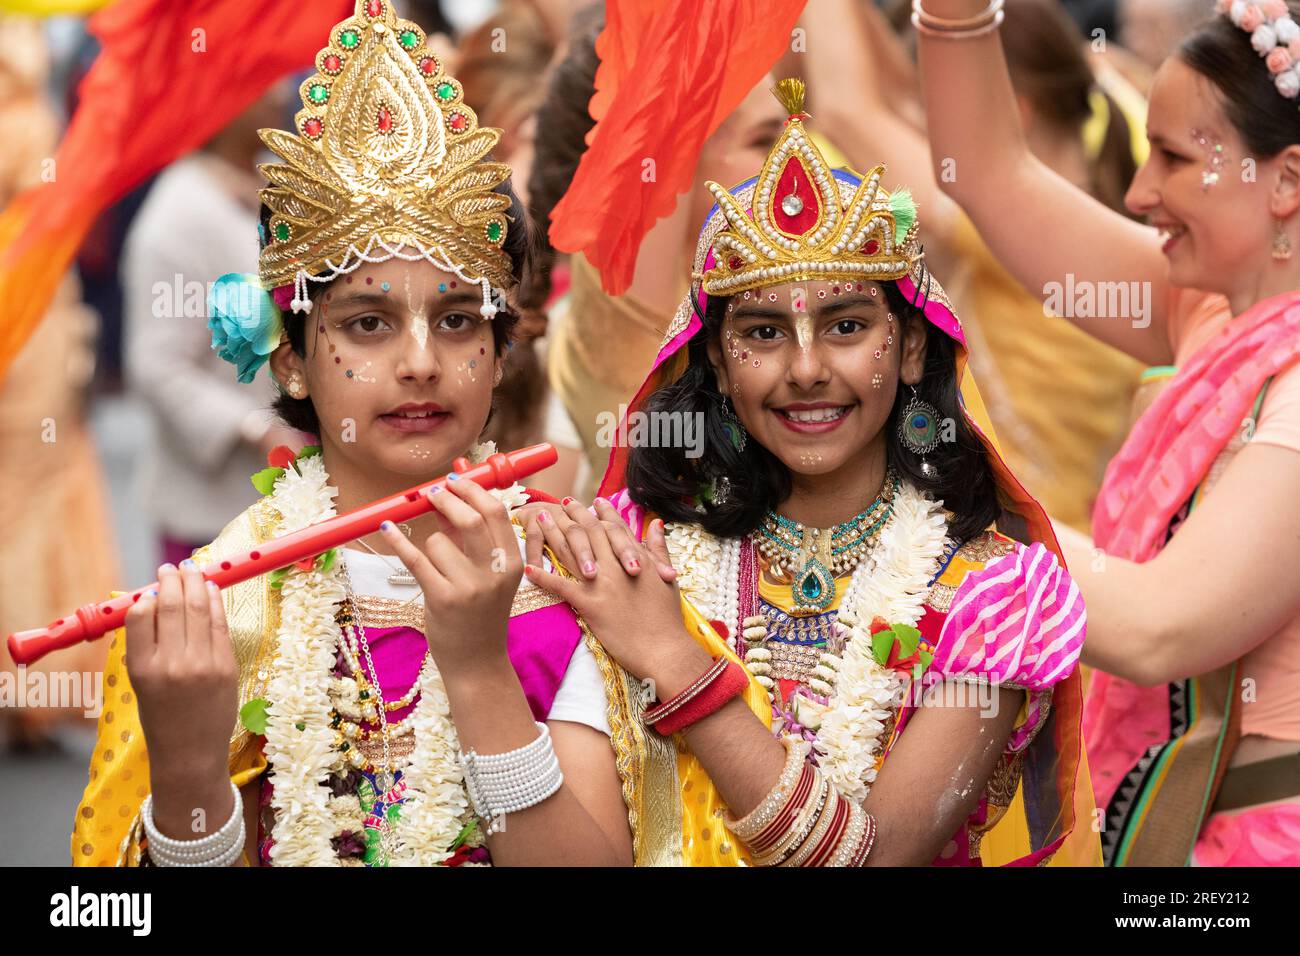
<box><xmin>260</xmin><ymin>180</ymin><xmax>530</xmax><ymax>434</ymax></box>
<box><xmin>1179</xmin><ymin>2</ymin><xmax>1300</xmax><ymax>159</ymax></box>
<box><xmin>623</xmin><ymin>280</ymin><xmax>1001</xmax><ymax>544</ymax></box>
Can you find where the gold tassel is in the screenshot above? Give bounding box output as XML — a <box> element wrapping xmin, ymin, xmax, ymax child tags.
<box><xmin>771</xmin><ymin>77</ymin><xmax>806</xmax><ymax>117</ymax></box>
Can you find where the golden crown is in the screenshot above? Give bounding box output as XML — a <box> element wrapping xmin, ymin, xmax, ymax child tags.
<box><xmin>257</xmin><ymin>0</ymin><xmax>513</xmax><ymax>316</ymax></box>
<box><xmin>699</xmin><ymin>79</ymin><xmax>920</xmax><ymax>296</ymax></box>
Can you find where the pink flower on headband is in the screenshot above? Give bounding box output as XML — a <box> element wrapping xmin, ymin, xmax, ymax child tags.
<box><xmin>1268</xmin><ymin>46</ymin><xmax>1294</xmax><ymax>72</ymax></box>
<box><xmin>1262</xmin><ymin>0</ymin><xmax>1289</xmax><ymax>19</ymax></box>
<box><xmin>1290</xmin><ymin>38</ymin><xmax>1300</xmax><ymax>57</ymax></box>
<box><xmin>271</xmin><ymin>284</ymin><xmax>294</xmax><ymax>311</ymax></box>
<box><xmin>1241</xmin><ymin>4</ymin><xmax>1266</xmax><ymax>31</ymax></box>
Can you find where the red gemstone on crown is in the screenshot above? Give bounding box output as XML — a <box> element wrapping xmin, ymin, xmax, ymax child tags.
<box><xmin>862</xmin><ymin>239</ymin><xmax>880</xmax><ymax>255</ymax></box>
<box><xmin>419</xmin><ymin>56</ymin><xmax>438</xmax><ymax>76</ymax></box>
<box><xmin>377</xmin><ymin>108</ymin><xmax>392</xmax><ymax>133</ymax></box>
<box><xmin>771</xmin><ymin>156</ymin><xmax>820</xmax><ymax>235</ymax></box>
<box><xmin>323</xmin><ymin>54</ymin><xmax>342</xmax><ymax>73</ymax></box>
<box><xmin>367</xmin><ymin>0</ymin><xmax>383</xmax><ymax>16</ymax></box>
<box><xmin>727</xmin><ymin>255</ymin><xmax>744</xmax><ymax>270</ymax></box>
<box><xmin>448</xmin><ymin>112</ymin><xmax>468</xmax><ymax>132</ymax></box>
<box><xmin>303</xmin><ymin>117</ymin><xmax>323</xmax><ymax>138</ymax></box>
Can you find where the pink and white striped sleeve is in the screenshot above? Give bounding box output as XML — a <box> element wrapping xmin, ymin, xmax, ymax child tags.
<box><xmin>929</xmin><ymin>541</ymin><xmax>1086</xmax><ymax>752</ymax></box>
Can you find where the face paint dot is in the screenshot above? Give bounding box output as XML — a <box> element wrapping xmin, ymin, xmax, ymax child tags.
<box><xmin>346</xmin><ymin>276</ymin><xmax>354</xmax><ymax>284</ymax></box>
<box><xmin>346</xmin><ymin>369</ymin><xmax>353</xmax><ymax>378</ymax></box>
<box><xmin>449</xmin><ymin>281</ymin><xmax>457</xmax><ymax>288</ymax></box>
<box><xmin>832</xmin><ymin>285</ymin><xmax>840</xmax><ymax>294</ymax></box>
<box><xmin>479</xmin><ymin>347</ymin><xmax>486</xmax><ymax>355</ymax></box>
<box><xmin>874</xmin><ymin>349</ymin><xmax>882</xmax><ymax>359</ymax></box>
<box><xmin>365</xmin><ymin>277</ymin><xmax>373</xmax><ymax>285</ymax></box>
<box><xmin>817</xmin><ymin>290</ymin><xmax>827</xmax><ymax>298</ymax></box>
<box><xmin>438</xmin><ymin>283</ymin><xmax>447</xmax><ymax>293</ymax></box>
<box><xmin>768</xmin><ymin>293</ymin><xmax>777</xmax><ymax>302</ymax></box>
<box><xmin>856</xmin><ymin>283</ymin><xmax>863</xmax><ymax>291</ymax></box>
<box><xmin>381</xmin><ymin>282</ymin><xmax>391</xmax><ymax>292</ymax></box>
<box><xmin>469</xmin><ymin>360</ymin><xmax>477</xmax><ymax>369</ymax></box>
<box><xmin>752</xmin><ymin>359</ymin><xmax>760</xmax><ymax>368</ymax></box>
<box><xmin>328</xmin><ymin>343</ymin><xmax>336</xmax><ymax>353</ymax></box>
<box><xmin>325</xmin><ymin>292</ymin><xmax>333</xmax><ymax>302</ymax></box>
<box><xmin>743</xmin><ymin>291</ymin><xmax>751</xmax><ymax>300</ymax></box>
<box><xmin>318</xmin><ymin>325</ymin><xmax>325</xmax><ymax>333</ymax></box>
<box><xmin>335</xmin><ymin>356</ymin><xmax>342</xmax><ymax>364</ymax></box>
<box><xmin>870</xmin><ymin>287</ymin><xmax>878</xmax><ymax>297</ymax></box>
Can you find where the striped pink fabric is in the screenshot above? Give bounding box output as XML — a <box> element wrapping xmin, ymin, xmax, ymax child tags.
<box><xmin>931</xmin><ymin>541</ymin><xmax>1086</xmax><ymax>691</ymax></box>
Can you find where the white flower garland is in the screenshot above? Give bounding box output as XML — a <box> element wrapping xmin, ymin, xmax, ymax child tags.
<box><xmin>665</xmin><ymin>480</ymin><xmax>948</xmax><ymax>804</ymax></box>
<box><xmin>262</xmin><ymin>442</ymin><xmax>519</xmax><ymax>866</ymax></box>
<box><xmin>816</xmin><ymin>481</ymin><xmax>948</xmax><ymax>801</ymax></box>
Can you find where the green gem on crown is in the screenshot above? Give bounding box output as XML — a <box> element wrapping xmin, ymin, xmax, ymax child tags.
<box><xmin>400</xmin><ymin>30</ymin><xmax>418</xmax><ymax>49</ymax></box>
<box><xmin>486</xmin><ymin>221</ymin><xmax>503</xmax><ymax>242</ymax></box>
<box><xmin>435</xmin><ymin>81</ymin><xmax>455</xmax><ymax>101</ymax></box>
<box><xmin>339</xmin><ymin>29</ymin><xmax>359</xmax><ymax>49</ymax></box>
<box><xmin>274</xmin><ymin>222</ymin><xmax>290</xmax><ymax>242</ymax></box>
<box><xmin>309</xmin><ymin>84</ymin><xmax>329</xmax><ymax>104</ymax></box>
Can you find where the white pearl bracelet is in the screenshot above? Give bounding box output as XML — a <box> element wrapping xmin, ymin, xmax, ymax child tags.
<box><xmin>460</xmin><ymin>722</ymin><xmax>565</xmax><ymax>835</ymax></box>
<box><xmin>142</xmin><ymin>780</ymin><xmax>246</xmax><ymax>867</ymax></box>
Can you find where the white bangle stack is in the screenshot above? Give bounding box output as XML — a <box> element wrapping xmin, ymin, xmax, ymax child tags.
<box><xmin>141</xmin><ymin>780</ymin><xmax>246</xmax><ymax>867</ymax></box>
<box><xmin>459</xmin><ymin>721</ymin><xmax>564</xmax><ymax>835</ymax></box>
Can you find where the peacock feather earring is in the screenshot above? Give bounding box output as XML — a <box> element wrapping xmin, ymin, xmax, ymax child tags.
<box><xmin>720</xmin><ymin>395</ymin><xmax>748</xmax><ymax>452</ymax></box>
<box><xmin>899</xmin><ymin>384</ymin><xmax>940</xmax><ymax>479</ymax></box>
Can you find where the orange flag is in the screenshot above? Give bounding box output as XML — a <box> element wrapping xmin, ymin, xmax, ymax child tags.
<box><xmin>547</xmin><ymin>0</ymin><xmax>806</xmax><ymax>295</ymax></box>
<box><xmin>0</xmin><ymin>0</ymin><xmax>353</xmax><ymax>381</ymax></box>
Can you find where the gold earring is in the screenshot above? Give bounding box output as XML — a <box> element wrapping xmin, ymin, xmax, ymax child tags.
<box><xmin>286</xmin><ymin>372</ymin><xmax>305</xmax><ymax>398</ymax></box>
<box><xmin>493</xmin><ymin>366</ymin><xmax>504</xmax><ymax>386</ymax></box>
<box><xmin>1274</xmin><ymin>219</ymin><xmax>1293</xmax><ymax>262</ymax></box>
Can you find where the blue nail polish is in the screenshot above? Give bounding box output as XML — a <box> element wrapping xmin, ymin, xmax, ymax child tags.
<box><xmin>158</xmin><ymin>563</ymin><xmax>175</xmax><ymax>573</ymax></box>
<box><xmin>447</xmin><ymin>472</ymin><xmax>461</xmax><ymax>481</ymax></box>
<box><xmin>147</xmin><ymin>589</ymin><xmax>158</xmax><ymax>598</ymax></box>
<box><xmin>380</xmin><ymin>520</ymin><xmax>394</xmax><ymax>531</ymax></box>
<box><xmin>206</xmin><ymin>580</ymin><xmax>219</xmax><ymax>591</ymax></box>
<box><xmin>428</xmin><ymin>484</ymin><xmax>443</xmax><ymax>495</ymax></box>
<box><xmin>180</xmin><ymin>558</ymin><xmax>196</xmax><ymax>569</ymax></box>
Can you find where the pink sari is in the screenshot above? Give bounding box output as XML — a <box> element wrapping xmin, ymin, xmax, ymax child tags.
<box><xmin>1085</xmin><ymin>289</ymin><xmax>1300</xmax><ymax>865</ymax></box>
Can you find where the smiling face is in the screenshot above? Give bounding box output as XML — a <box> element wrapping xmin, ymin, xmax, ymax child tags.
<box><xmin>1126</xmin><ymin>58</ymin><xmax>1276</xmax><ymax>293</ymax></box>
<box><xmin>269</xmin><ymin>256</ymin><xmax>504</xmax><ymax>478</ymax></box>
<box><xmin>706</xmin><ymin>278</ymin><xmax>927</xmax><ymax>479</ymax></box>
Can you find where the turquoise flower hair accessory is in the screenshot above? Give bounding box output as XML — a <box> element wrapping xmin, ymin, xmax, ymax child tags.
<box><xmin>208</xmin><ymin>272</ymin><xmax>283</xmax><ymax>383</ymax></box>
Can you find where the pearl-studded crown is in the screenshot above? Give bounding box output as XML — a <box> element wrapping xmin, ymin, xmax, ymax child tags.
<box><xmin>698</xmin><ymin>79</ymin><xmax>920</xmax><ymax>297</ymax></box>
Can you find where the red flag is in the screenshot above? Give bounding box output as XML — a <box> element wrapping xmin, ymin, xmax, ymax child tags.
<box><xmin>0</xmin><ymin>0</ymin><xmax>353</xmax><ymax>380</ymax></box>
<box><xmin>547</xmin><ymin>0</ymin><xmax>805</xmax><ymax>295</ymax></box>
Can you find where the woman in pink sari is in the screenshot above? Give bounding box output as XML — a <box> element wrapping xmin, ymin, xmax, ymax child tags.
<box><xmin>916</xmin><ymin>0</ymin><xmax>1300</xmax><ymax>864</ymax></box>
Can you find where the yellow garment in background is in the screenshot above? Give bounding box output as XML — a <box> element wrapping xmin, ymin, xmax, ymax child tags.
<box><xmin>549</xmin><ymin>251</ymin><xmax>683</xmax><ymax>500</ymax></box>
<box><xmin>942</xmin><ymin>213</ymin><xmax>1142</xmax><ymax>532</ymax></box>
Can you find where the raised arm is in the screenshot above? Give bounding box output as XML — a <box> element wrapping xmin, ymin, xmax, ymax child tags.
<box><xmin>916</xmin><ymin>0</ymin><xmax>1174</xmax><ymax>365</ymax></box>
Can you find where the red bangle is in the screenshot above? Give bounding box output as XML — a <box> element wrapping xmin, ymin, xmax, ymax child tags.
<box><xmin>650</xmin><ymin>660</ymin><xmax>749</xmax><ymax>735</ymax></box>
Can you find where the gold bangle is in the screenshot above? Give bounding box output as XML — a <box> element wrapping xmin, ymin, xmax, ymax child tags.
<box><xmin>724</xmin><ymin>738</ymin><xmax>810</xmax><ymax>842</ymax></box>
<box><xmin>753</xmin><ymin>773</ymin><xmax>829</xmax><ymax>867</ymax></box>
<box><xmin>912</xmin><ymin>0</ymin><xmax>1005</xmax><ymax>39</ymax></box>
<box><xmin>784</xmin><ymin>785</ymin><xmax>841</xmax><ymax>867</ymax></box>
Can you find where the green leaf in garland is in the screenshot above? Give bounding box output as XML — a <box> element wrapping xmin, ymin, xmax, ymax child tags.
<box><xmin>894</xmin><ymin>623</ymin><xmax>922</xmax><ymax>657</ymax></box>
<box><xmin>316</xmin><ymin>548</ymin><xmax>337</xmax><ymax>574</ymax></box>
<box><xmin>450</xmin><ymin>819</ymin><xmax>478</xmax><ymax>851</ymax></box>
<box><xmin>239</xmin><ymin>698</ymin><xmax>271</xmax><ymax>735</ymax></box>
<box><xmin>919</xmin><ymin>648</ymin><xmax>935</xmax><ymax>670</ymax></box>
<box><xmin>296</xmin><ymin>444</ymin><xmax>322</xmax><ymax>460</ymax></box>
<box><xmin>251</xmin><ymin>466</ymin><xmax>285</xmax><ymax>496</ymax></box>
<box><xmin>268</xmin><ymin>566</ymin><xmax>289</xmax><ymax>590</ymax></box>
<box><xmin>870</xmin><ymin>627</ymin><xmax>896</xmax><ymax>666</ymax></box>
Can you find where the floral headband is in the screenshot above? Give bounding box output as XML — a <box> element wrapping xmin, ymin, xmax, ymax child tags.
<box><xmin>1218</xmin><ymin>0</ymin><xmax>1300</xmax><ymax>102</ymax></box>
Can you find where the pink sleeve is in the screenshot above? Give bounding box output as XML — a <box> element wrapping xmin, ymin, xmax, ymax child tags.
<box><xmin>1250</xmin><ymin>358</ymin><xmax>1300</xmax><ymax>455</ymax></box>
<box><xmin>606</xmin><ymin>488</ymin><xmax>649</xmax><ymax>541</ymax></box>
<box><xmin>929</xmin><ymin>542</ymin><xmax>1086</xmax><ymax>752</ymax></box>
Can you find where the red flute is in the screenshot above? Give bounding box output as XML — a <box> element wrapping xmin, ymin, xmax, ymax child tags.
<box><xmin>7</xmin><ymin>443</ymin><xmax>557</xmax><ymax>666</ymax></box>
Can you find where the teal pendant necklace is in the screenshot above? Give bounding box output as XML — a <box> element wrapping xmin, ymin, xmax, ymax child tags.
<box><xmin>756</xmin><ymin>470</ymin><xmax>900</xmax><ymax>615</ymax></box>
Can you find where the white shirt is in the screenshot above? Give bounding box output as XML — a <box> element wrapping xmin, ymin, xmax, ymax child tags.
<box><xmin>339</xmin><ymin>543</ymin><xmax>611</xmax><ymax>736</ymax></box>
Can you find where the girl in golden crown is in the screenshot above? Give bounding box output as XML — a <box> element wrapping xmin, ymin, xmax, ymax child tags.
<box><xmin>524</xmin><ymin>79</ymin><xmax>1095</xmax><ymax>866</ymax></box>
<box><xmin>72</xmin><ymin>0</ymin><xmax>632</xmax><ymax>867</ymax></box>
